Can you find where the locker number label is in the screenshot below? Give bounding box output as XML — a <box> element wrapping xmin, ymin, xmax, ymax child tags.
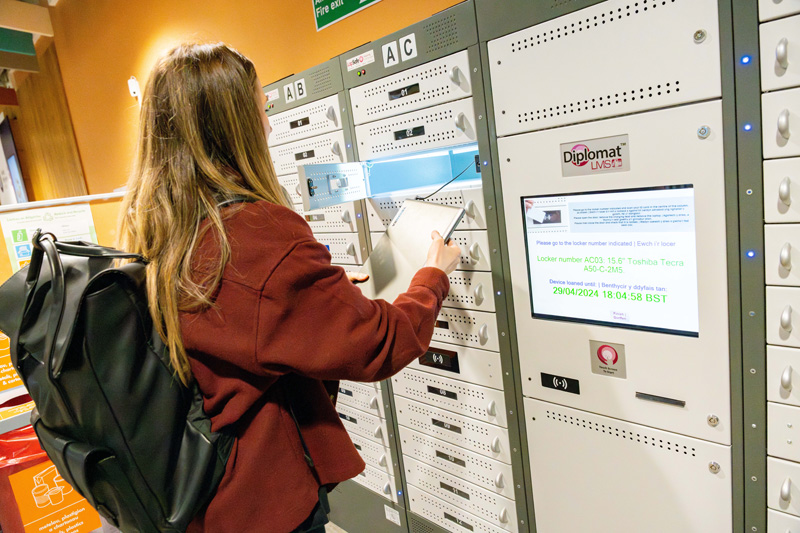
<box><xmin>432</xmin><ymin>418</ymin><xmax>462</xmax><ymax>434</ymax></box>
<box><xmin>382</xmin><ymin>33</ymin><xmax>417</xmax><ymax>67</ymax></box>
<box><xmin>283</xmin><ymin>78</ymin><xmax>307</xmax><ymax>104</ymax></box>
<box><xmin>427</xmin><ymin>385</ymin><xmax>457</xmax><ymax>400</ymax></box>
<box><xmin>436</xmin><ymin>450</ymin><xmax>466</xmax><ymax>467</ymax></box>
<box><xmin>440</xmin><ymin>482</ymin><xmax>470</xmax><ymax>500</ymax></box>
<box><xmin>444</xmin><ymin>513</ymin><xmax>474</xmax><ymax>531</ymax></box>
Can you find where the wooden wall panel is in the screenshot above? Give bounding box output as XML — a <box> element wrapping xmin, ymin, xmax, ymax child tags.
<box><xmin>5</xmin><ymin>38</ymin><xmax>87</xmax><ymax>201</ymax></box>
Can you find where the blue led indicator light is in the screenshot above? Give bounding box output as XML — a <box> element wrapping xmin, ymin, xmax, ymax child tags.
<box><xmin>347</xmin><ymin>143</ymin><xmax>352</xmax><ymax>148</ymax></box>
<box><xmin>741</xmin><ymin>55</ymin><xmax>752</xmax><ymax>65</ymax></box>
<box><xmin>743</xmin><ymin>123</ymin><xmax>753</xmax><ymax>132</ymax></box>
<box><xmin>483</xmin><ymin>161</ymin><xmax>488</xmax><ymax>166</ymax></box>
<box><xmin>746</xmin><ymin>250</ymin><xmax>756</xmax><ymax>258</ymax></box>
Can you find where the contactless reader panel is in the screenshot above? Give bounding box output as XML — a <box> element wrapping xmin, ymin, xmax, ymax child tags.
<box><xmin>499</xmin><ymin>101</ymin><xmax>730</xmax><ymax>444</ymax></box>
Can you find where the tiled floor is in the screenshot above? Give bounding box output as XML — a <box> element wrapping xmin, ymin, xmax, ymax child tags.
<box><xmin>325</xmin><ymin>523</ymin><xmax>347</xmax><ymax>533</ymax></box>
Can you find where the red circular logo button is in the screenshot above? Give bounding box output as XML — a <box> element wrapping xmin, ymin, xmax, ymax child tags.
<box><xmin>597</xmin><ymin>344</ymin><xmax>618</xmax><ymax>365</ymax></box>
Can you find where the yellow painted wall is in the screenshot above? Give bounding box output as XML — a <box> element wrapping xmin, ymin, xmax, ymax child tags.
<box><xmin>0</xmin><ymin>197</ymin><xmax>123</xmax><ymax>283</ymax></box>
<box><xmin>48</xmin><ymin>0</ymin><xmax>463</xmax><ymax>195</ymax></box>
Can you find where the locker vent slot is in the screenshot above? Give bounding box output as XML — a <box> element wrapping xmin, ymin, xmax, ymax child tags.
<box><xmin>409</xmin><ymin>516</ymin><xmax>437</xmax><ymax>533</ymax></box>
<box><xmin>545</xmin><ymin>409</ymin><xmax>697</xmax><ymax>457</ymax></box>
<box><xmin>424</xmin><ymin>14</ymin><xmax>459</xmax><ymax>54</ymax></box>
<box><xmin>310</xmin><ymin>68</ymin><xmax>334</xmax><ymax>94</ymax></box>
<box><xmin>511</xmin><ymin>0</ymin><xmax>679</xmax><ymax>53</ymax></box>
<box><xmin>518</xmin><ymin>80</ymin><xmax>680</xmax><ymax>126</ymax></box>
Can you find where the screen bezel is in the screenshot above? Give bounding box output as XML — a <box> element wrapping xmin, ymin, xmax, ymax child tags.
<box><xmin>520</xmin><ymin>184</ymin><xmax>699</xmax><ymax>338</ymax></box>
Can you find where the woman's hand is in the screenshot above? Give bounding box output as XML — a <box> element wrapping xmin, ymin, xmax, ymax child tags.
<box><xmin>347</xmin><ymin>272</ymin><xmax>369</xmax><ymax>284</ymax></box>
<box><xmin>424</xmin><ymin>231</ymin><xmax>461</xmax><ymax>275</ymax></box>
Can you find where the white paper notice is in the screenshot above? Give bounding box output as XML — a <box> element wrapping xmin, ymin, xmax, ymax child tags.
<box><xmin>384</xmin><ymin>505</ymin><xmax>401</xmax><ymax>526</ymax></box>
<box><xmin>0</xmin><ymin>204</ymin><xmax>97</xmax><ymax>273</ymax></box>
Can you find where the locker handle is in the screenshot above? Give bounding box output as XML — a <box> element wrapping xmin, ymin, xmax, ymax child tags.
<box><xmin>486</xmin><ymin>400</ymin><xmax>497</xmax><ymax>417</ymax></box>
<box><xmin>373</xmin><ymin>426</ymin><xmax>383</xmax><ymax>439</ymax></box>
<box><xmin>783</xmin><ymin>365</ymin><xmax>794</xmax><ymax>391</ymax></box>
<box><xmin>469</xmin><ymin>242</ymin><xmax>481</xmax><ymax>261</ymax></box>
<box><xmin>780</xmin><ymin>177</ymin><xmax>793</xmax><ymax>206</ymax></box>
<box><xmin>777</xmin><ymin>37</ymin><xmax>789</xmax><ymax>70</ymax></box>
<box><xmin>491</xmin><ymin>436</ymin><xmax>502</xmax><ymax>453</ymax></box>
<box><xmin>369</xmin><ymin>395</ymin><xmax>379</xmax><ymax>409</ymax></box>
<box><xmin>346</xmin><ymin>243</ymin><xmax>356</xmax><ymax>256</ymax></box>
<box><xmin>331</xmin><ymin>141</ymin><xmax>342</xmax><ymax>158</ymax></box>
<box><xmin>781</xmin><ymin>242</ymin><xmax>793</xmax><ymax>270</ymax></box>
<box><xmin>781</xmin><ymin>478</ymin><xmax>793</xmax><ymax>503</ymax></box>
<box><xmin>340</xmin><ymin>210</ymin><xmax>352</xmax><ymax>224</ymax></box>
<box><xmin>499</xmin><ymin>508</ymin><xmax>509</xmax><ymax>524</ymax></box>
<box><xmin>449</xmin><ymin>65</ymin><xmax>462</xmax><ymax>85</ymax></box>
<box><xmin>473</xmin><ymin>283</ymin><xmax>485</xmax><ymax>305</ymax></box>
<box><xmin>382</xmin><ymin>482</ymin><xmax>391</xmax><ymax>494</ymax></box>
<box><xmin>782</xmin><ymin>305</ymin><xmax>794</xmax><ymax>332</ymax></box>
<box><xmin>478</xmin><ymin>324</ymin><xmax>490</xmax><ymax>345</ymax></box>
<box><xmin>463</xmin><ymin>199</ymin><xmax>476</xmax><ymax>219</ymax></box>
<box><xmin>295</xmin><ymin>184</ymin><xmax>303</xmax><ymax>197</ymax></box>
<box><xmin>495</xmin><ymin>473</ymin><xmax>505</xmax><ymax>489</ymax></box>
<box><xmin>455</xmin><ymin>112</ymin><xmax>468</xmax><ymax>132</ymax></box>
<box><xmin>379</xmin><ymin>454</ymin><xmax>387</xmax><ymax>467</ymax></box>
<box><xmin>779</xmin><ymin>109</ymin><xmax>791</xmax><ymax>140</ymax></box>
<box><xmin>326</xmin><ymin>105</ymin><xmax>339</xmax><ymax>126</ymax></box>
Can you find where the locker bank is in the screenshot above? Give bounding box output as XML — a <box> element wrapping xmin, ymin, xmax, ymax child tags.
<box><xmin>0</xmin><ymin>0</ymin><xmax>790</xmax><ymax>532</ymax></box>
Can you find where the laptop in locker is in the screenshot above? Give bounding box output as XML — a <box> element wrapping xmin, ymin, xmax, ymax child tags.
<box><xmin>358</xmin><ymin>199</ymin><xmax>464</xmax><ymax>302</ymax></box>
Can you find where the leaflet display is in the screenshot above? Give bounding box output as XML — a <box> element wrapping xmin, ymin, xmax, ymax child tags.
<box><xmin>522</xmin><ymin>186</ymin><xmax>699</xmax><ymax>336</ymax></box>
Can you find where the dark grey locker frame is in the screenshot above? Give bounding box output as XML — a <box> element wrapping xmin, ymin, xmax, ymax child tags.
<box><xmin>338</xmin><ymin>2</ymin><xmax>531</xmax><ymax>532</ymax></box>
<box><xmin>474</xmin><ymin>0</ymin><xmax>746</xmax><ymax>531</ymax></box>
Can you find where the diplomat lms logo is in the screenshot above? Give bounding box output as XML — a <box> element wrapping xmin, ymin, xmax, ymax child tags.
<box><xmin>560</xmin><ymin>134</ymin><xmax>630</xmax><ymax>177</ymax></box>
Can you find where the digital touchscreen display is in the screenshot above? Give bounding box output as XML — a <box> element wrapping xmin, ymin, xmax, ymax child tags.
<box><xmin>522</xmin><ymin>185</ymin><xmax>699</xmax><ymax>336</ymax></box>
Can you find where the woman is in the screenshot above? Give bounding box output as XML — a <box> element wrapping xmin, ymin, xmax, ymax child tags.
<box><xmin>118</xmin><ymin>42</ymin><xmax>461</xmax><ymax>532</ymax></box>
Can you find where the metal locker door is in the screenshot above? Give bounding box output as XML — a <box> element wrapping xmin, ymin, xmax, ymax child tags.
<box><xmin>354</xmin><ymin>99</ymin><xmax>477</xmax><ymax>160</ymax></box>
<box><xmin>394</xmin><ymin>396</ymin><xmax>511</xmax><ymax>463</ymax></box>
<box><xmin>760</xmin><ymin>0</ymin><xmax>800</xmax><ymax>22</ymax></box>
<box><xmin>525</xmin><ymin>398</ymin><xmax>732</xmax><ymax>533</ymax></box>
<box><xmin>443</xmin><ymin>271</ymin><xmax>496</xmax><ymax>313</ymax></box>
<box><xmin>763</xmin><ymin>88</ymin><xmax>800</xmax><ymax>159</ymax></box>
<box><xmin>268</xmin><ymin>94</ymin><xmax>342</xmax><ymax>147</ymax></box>
<box><xmin>487</xmin><ymin>0</ymin><xmax>721</xmax><ymax>137</ymax></box>
<box><xmin>764</xmin><ymin>158</ymin><xmax>800</xmax><ymax>223</ymax></box>
<box><xmin>433</xmin><ymin>308</ymin><xmax>500</xmax><ymax>352</ymax></box>
<box><xmin>290</xmin><ymin>202</ymin><xmax>358</xmax><ymax>233</ymax></box>
<box><xmin>271</xmin><ymin>130</ymin><xmax>347</xmax><ymax>176</ymax></box>
<box><xmin>767</xmin><ymin>345</ymin><xmax>800</xmax><ymax>406</ymax></box>
<box><xmin>767</xmin><ymin>286</ymin><xmax>800</xmax><ymax>348</ymax></box>
<box><xmin>403</xmin><ymin>457</ymin><xmax>517</xmax><ymax>532</ymax></box>
<box><xmin>349</xmin><ymin>50</ymin><xmax>472</xmax><ymax>125</ymax></box>
<box><xmin>406</xmin><ymin>485</ymin><xmax>508</xmax><ymax>533</ymax></box>
<box><xmin>392</xmin><ymin>368</ymin><xmax>507</xmax><ymax>426</ymax></box>
<box><xmin>398</xmin><ymin>426</ymin><xmax>515</xmax><ymax>500</ymax></box>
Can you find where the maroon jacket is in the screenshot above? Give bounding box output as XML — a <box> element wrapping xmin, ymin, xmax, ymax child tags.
<box><xmin>181</xmin><ymin>201</ymin><xmax>449</xmax><ymax>532</ymax></box>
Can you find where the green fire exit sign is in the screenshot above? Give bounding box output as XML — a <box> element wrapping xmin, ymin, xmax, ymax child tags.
<box><xmin>313</xmin><ymin>0</ymin><xmax>383</xmax><ymax>31</ymax></box>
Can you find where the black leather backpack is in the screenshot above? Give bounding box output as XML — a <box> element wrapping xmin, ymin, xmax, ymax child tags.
<box><xmin>0</xmin><ymin>231</ymin><xmax>233</xmax><ymax>532</ymax></box>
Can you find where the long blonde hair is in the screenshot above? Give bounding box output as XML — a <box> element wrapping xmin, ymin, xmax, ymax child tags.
<box><xmin>118</xmin><ymin>42</ymin><xmax>288</xmax><ymax>385</ymax></box>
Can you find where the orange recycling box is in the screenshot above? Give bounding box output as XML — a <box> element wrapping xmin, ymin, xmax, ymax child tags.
<box><xmin>0</xmin><ymin>426</ymin><xmax>104</xmax><ymax>533</ymax></box>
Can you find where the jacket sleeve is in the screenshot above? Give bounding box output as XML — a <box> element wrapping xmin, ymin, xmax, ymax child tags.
<box><xmin>255</xmin><ymin>238</ymin><xmax>449</xmax><ymax>382</ymax></box>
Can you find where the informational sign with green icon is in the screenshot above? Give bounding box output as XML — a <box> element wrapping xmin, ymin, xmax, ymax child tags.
<box><xmin>0</xmin><ymin>204</ymin><xmax>97</xmax><ymax>274</ymax></box>
<box><xmin>313</xmin><ymin>0</ymin><xmax>382</xmax><ymax>31</ymax></box>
